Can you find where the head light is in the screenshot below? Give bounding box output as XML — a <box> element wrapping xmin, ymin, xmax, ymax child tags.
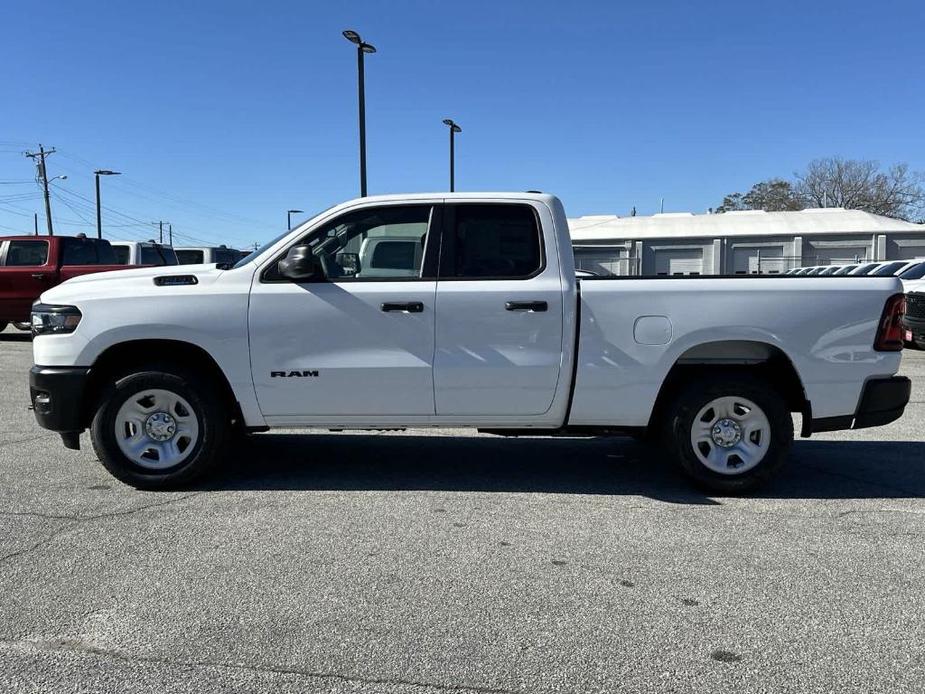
<box><xmin>31</xmin><ymin>304</ymin><xmax>82</xmax><ymax>336</ymax></box>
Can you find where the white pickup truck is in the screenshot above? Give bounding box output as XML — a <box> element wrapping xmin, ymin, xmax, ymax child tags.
<box><xmin>29</xmin><ymin>193</ymin><xmax>910</xmax><ymax>492</ymax></box>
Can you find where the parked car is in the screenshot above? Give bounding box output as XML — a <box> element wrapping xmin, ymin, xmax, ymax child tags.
<box><xmin>110</xmin><ymin>240</ymin><xmax>179</xmax><ymax>266</ymax></box>
<box><xmin>903</xmin><ymin>292</ymin><xmax>925</xmax><ymax>350</ymax></box>
<box><xmin>849</xmin><ymin>262</ymin><xmax>885</xmax><ymax>275</ymax></box>
<box><xmin>819</xmin><ymin>266</ymin><xmax>843</xmax><ymax>276</ymax></box>
<box><xmin>833</xmin><ymin>264</ymin><xmax>859</xmax><ymax>276</ymax></box>
<box><xmin>29</xmin><ymin>192</ymin><xmax>910</xmax><ymax>493</ymax></box>
<box><xmin>175</xmin><ymin>245</ymin><xmax>248</xmax><ymax>266</ymax></box>
<box><xmin>899</xmin><ymin>261</ymin><xmax>925</xmax><ymax>294</ymax></box>
<box><xmin>869</xmin><ymin>260</ymin><xmax>911</xmax><ymax>277</ymax></box>
<box><xmin>0</xmin><ymin>235</ymin><xmax>130</xmax><ymax>330</ymax></box>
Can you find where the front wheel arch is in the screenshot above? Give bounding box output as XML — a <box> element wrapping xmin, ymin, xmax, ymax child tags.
<box><xmin>82</xmin><ymin>339</ymin><xmax>241</xmax><ymax>431</ymax></box>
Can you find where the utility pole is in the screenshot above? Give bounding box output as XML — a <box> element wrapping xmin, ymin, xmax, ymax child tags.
<box><xmin>24</xmin><ymin>145</ymin><xmax>56</xmax><ymax>236</ymax></box>
<box><xmin>152</xmin><ymin>221</ymin><xmax>167</xmax><ymax>243</ymax></box>
<box><xmin>33</xmin><ymin>213</ymin><xmax>38</xmax><ymax>236</ymax></box>
<box><xmin>167</xmin><ymin>223</ymin><xmax>172</xmax><ymax>245</ymax></box>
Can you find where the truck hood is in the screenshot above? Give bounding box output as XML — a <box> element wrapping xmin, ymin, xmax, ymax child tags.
<box><xmin>40</xmin><ymin>264</ymin><xmax>229</xmax><ymax>305</ymax></box>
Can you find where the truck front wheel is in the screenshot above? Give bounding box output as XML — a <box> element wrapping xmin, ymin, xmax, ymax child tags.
<box><xmin>90</xmin><ymin>366</ymin><xmax>228</xmax><ymax>489</ymax></box>
<box><xmin>663</xmin><ymin>375</ymin><xmax>792</xmax><ymax>493</ymax></box>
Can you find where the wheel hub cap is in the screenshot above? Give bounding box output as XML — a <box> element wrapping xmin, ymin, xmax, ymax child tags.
<box><xmin>144</xmin><ymin>412</ymin><xmax>177</xmax><ymax>442</ymax></box>
<box><xmin>711</xmin><ymin>418</ymin><xmax>742</xmax><ymax>448</ymax></box>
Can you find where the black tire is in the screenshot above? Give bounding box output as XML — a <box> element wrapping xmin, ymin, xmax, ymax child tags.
<box><xmin>90</xmin><ymin>365</ymin><xmax>229</xmax><ymax>489</ymax></box>
<box><xmin>0</xmin><ymin>321</ymin><xmax>8</xmax><ymax>332</ymax></box>
<box><xmin>914</xmin><ymin>338</ymin><xmax>925</xmax><ymax>351</ymax></box>
<box><xmin>662</xmin><ymin>374</ymin><xmax>793</xmax><ymax>494</ymax></box>
<box><xmin>12</xmin><ymin>321</ymin><xmax>31</xmax><ymax>332</ymax></box>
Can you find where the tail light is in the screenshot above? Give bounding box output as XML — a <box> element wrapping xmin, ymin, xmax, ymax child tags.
<box><xmin>874</xmin><ymin>293</ymin><xmax>906</xmax><ymax>351</ymax></box>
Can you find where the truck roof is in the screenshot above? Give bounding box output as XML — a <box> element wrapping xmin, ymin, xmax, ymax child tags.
<box><xmin>346</xmin><ymin>192</ymin><xmax>558</xmax><ymax>204</ymax></box>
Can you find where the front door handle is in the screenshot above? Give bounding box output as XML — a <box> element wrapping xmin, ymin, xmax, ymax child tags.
<box><xmin>381</xmin><ymin>301</ymin><xmax>424</xmax><ymax>313</ymax></box>
<box><xmin>31</xmin><ymin>273</ymin><xmax>46</xmax><ymax>280</ymax></box>
<box><xmin>505</xmin><ymin>301</ymin><xmax>548</xmax><ymax>312</ymax></box>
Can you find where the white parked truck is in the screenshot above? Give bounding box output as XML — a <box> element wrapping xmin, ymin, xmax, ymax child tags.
<box><xmin>29</xmin><ymin>193</ymin><xmax>910</xmax><ymax>492</ymax></box>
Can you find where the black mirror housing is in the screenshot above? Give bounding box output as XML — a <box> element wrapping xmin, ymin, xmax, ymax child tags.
<box><xmin>278</xmin><ymin>245</ymin><xmax>320</xmax><ymax>281</ymax></box>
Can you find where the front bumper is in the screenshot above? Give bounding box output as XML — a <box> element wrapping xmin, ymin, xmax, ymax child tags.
<box><xmin>810</xmin><ymin>376</ymin><xmax>911</xmax><ymax>434</ymax></box>
<box><xmin>30</xmin><ymin>366</ymin><xmax>91</xmax><ymax>447</ymax></box>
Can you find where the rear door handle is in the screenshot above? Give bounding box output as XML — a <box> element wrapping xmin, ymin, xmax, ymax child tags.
<box><xmin>381</xmin><ymin>301</ymin><xmax>424</xmax><ymax>313</ymax></box>
<box><xmin>505</xmin><ymin>301</ymin><xmax>547</xmax><ymax>312</ymax></box>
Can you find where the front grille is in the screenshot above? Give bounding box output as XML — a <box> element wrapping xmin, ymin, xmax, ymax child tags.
<box><xmin>906</xmin><ymin>293</ymin><xmax>925</xmax><ymax>321</ymax></box>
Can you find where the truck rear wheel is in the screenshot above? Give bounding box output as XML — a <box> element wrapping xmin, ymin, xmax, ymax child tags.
<box><xmin>662</xmin><ymin>375</ymin><xmax>792</xmax><ymax>494</ymax></box>
<box><xmin>90</xmin><ymin>366</ymin><xmax>228</xmax><ymax>489</ymax></box>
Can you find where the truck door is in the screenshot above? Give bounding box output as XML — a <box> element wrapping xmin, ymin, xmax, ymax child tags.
<box><xmin>0</xmin><ymin>239</ymin><xmax>53</xmax><ymax>321</ymax></box>
<box><xmin>433</xmin><ymin>203</ymin><xmax>564</xmax><ymax>416</ymax></box>
<box><xmin>248</xmin><ymin>203</ymin><xmax>440</xmax><ymax>418</ymax></box>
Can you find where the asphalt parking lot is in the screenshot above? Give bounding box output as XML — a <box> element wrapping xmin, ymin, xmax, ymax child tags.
<box><xmin>1</xmin><ymin>327</ymin><xmax>923</xmax><ymax>693</ymax></box>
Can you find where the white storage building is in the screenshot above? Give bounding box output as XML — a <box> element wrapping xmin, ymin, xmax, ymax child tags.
<box><xmin>568</xmin><ymin>208</ymin><xmax>925</xmax><ymax>276</ymax></box>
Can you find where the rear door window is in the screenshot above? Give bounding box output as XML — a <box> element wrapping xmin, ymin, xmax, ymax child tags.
<box><xmin>439</xmin><ymin>204</ymin><xmax>543</xmax><ymax>279</ymax></box>
<box><xmin>4</xmin><ymin>240</ymin><xmax>49</xmax><ymax>266</ymax></box>
<box><xmin>62</xmin><ymin>237</ymin><xmax>101</xmax><ymax>265</ymax></box>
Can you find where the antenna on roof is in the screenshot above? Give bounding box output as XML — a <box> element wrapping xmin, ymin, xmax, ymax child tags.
<box><xmin>660</xmin><ymin>197</ymin><xmax>665</xmax><ymax>214</ymax></box>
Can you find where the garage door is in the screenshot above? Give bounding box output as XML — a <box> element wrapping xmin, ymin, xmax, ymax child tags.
<box><xmin>896</xmin><ymin>245</ymin><xmax>925</xmax><ymax>260</ymax></box>
<box><xmin>732</xmin><ymin>246</ymin><xmax>785</xmax><ymax>275</ymax></box>
<box><xmin>654</xmin><ymin>249</ymin><xmax>702</xmax><ymax>276</ymax></box>
<box><xmin>574</xmin><ymin>246</ymin><xmax>627</xmax><ymax>276</ymax></box>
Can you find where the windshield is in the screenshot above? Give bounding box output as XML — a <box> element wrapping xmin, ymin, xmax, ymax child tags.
<box><xmin>232</xmin><ymin>205</ymin><xmax>337</xmax><ymax>269</ymax></box>
<box><xmin>900</xmin><ymin>262</ymin><xmax>925</xmax><ymax>280</ymax></box>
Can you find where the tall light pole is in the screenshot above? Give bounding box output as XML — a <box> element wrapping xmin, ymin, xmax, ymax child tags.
<box><xmin>343</xmin><ymin>30</ymin><xmax>376</xmax><ymax>197</ymax></box>
<box><xmin>442</xmin><ymin>119</ymin><xmax>462</xmax><ymax>192</ymax></box>
<box><xmin>287</xmin><ymin>209</ymin><xmax>304</xmax><ymax>230</ymax></box>
<box><xmin>94</xmin><ymin>169</ymin><xmax>121</xmax><ymax>239</ymax></box>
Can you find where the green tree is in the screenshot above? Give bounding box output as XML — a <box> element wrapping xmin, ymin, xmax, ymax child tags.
<box><xmin>717</xmin><ymin>178</ymin><xmax>805</xmax><ymax>213</ymax></box>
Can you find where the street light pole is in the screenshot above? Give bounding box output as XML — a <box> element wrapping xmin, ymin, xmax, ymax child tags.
<box><xmin>94</xmin><ymin>169</ymin><xmax>121</xmax><ymax>239</ymax></box>
<box><xmin>343</xmin><ymin>30</ymin><xmax>376</xmax><ymax>197</ymax></box>
<box><xmin>287</xmin><ymin>209</ymin><xmax>304</xmax><ymax>230</ymax></box>
<box><xmin>442</xmin><ymin>119</ymin><xmax>462</xmax><ymax>192</ymax></box>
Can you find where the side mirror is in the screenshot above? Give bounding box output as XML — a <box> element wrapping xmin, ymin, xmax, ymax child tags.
<box><xmin>336</xmin><ymin>252</ymin><xmax>360</xmax><ymax>276</ymax></box>
<box><xmin>278</xmin><ymin>245</ymin><xmax>320</xmax><ymax>281</ymax></box>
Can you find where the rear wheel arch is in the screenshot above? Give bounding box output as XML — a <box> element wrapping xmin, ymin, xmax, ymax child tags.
<box><xmin>646</xmin><ymin>340</ymin><xmax>809</xmax><ymax>433</ymax></box>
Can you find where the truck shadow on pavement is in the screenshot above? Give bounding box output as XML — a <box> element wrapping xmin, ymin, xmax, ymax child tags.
<box><xmin>213</xmin><ymin>434</ymin><xmax>925</xmax><ymax>503</ymax></box>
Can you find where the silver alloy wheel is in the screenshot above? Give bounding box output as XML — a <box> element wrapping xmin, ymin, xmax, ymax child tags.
<box><xmin>690</xmin><ymin>396</ymin><xmax>771</xmax><ymax>475</ymax></box>
<box><xmin>114</xmin><ymin>388</ymin><xmax>200</xmax><ymax>470</ymax></box>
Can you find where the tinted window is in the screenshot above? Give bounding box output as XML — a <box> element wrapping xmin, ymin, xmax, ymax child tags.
<box><xmin>443</xmin><ymin>204</ymin><xmax>542</xmax><ymax>279</ymax></box>
<box><xmin>139</xmin><ymin>244</ymin><xmax>177</xmax><ymax>265</ymax></box>
<box><xmin>5</xmin><ymin>240</ymin><xmax>49</xmax><ymax>266</ymax></box>
<box><xmin>900</xmin><ymin>262</ymin><xmax>925</xmax><ymax>280</ymax></box>
<box><xmin>112</xmin><ymin>246</ymin><xmax>130</xmax><ymax>264</ymax></box>
<box><xmin>370</xmin><ymin>241</ymin><xmax>416</xmax><ymax>270</ymax></box>
<box><xmin>215</xmin><ymin>248</ymin><xmax>237</xmax><ymax>265</ymax></box>
<box><xmin>176</xmin><ymin>250</ymin><xmax>205</xmax><ymax>264</ymax></box>
<box><xmin>62</xmin><ymin>237</ymin><xmax>100</xmax><ymax>265</ymax></box>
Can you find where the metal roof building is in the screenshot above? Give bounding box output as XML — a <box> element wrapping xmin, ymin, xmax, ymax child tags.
<box><xmin>568</xmin><ymin>208</ymin><xmax>925</xmax><ymax>276</ymax></box>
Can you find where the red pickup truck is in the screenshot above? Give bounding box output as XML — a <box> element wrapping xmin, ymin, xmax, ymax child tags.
<box><xmin>0</xmin><ymin>235</ymin><xmax>132</xmax><ymax>331</ymax></box>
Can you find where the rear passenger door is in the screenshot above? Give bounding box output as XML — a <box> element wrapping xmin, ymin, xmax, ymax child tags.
<box><xmin>433</xmin><ymin>203</ymin><xmax>564</xmax><ymax>416</ymax></box>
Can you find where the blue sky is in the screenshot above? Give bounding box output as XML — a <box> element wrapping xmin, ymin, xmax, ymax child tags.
<box><xmin>2</xmin><ymin>0</ymin><xmax>923</xmax><ymax>248</ymax></box>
